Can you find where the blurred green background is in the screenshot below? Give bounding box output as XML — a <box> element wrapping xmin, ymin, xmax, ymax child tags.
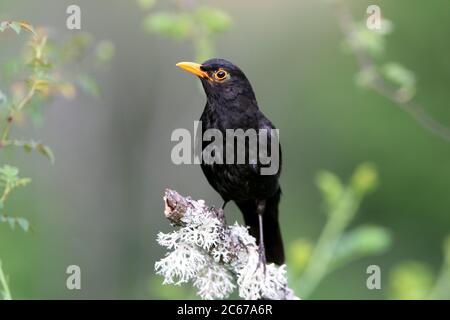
<box><xmin>0</xmin><ymin>0</ymin><xmax>449</xmax><ymax>299</ymax></box>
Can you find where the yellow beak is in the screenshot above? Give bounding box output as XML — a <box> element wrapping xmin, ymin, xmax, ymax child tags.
<box><xmin>176</xmin><ymin>61</ymin><xmax>209</xmax><ymax>79</ymax></box>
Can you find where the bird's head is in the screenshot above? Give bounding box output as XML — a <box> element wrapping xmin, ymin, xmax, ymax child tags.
<box><xmin>176</xmin><ymin>58</ymin><xmax>255</xmax><ymax>102</ymax></box>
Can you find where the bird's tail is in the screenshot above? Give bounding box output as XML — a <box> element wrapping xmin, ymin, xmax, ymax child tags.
<box><xmin>236</xmin><ymin>189</ymin><xmax>285</xmax><ymax>265</ymax></box>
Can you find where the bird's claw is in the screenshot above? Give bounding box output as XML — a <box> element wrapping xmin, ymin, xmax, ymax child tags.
<box><xmin>256</xmin><ymin>244</ymin><xmax>267</xmax><ymax>274</ymax></box>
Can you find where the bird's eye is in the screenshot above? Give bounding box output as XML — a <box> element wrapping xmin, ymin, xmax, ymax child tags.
<box><xmin>214</xmin><ymin>69</ymin><xmax>228</xmax><ymax>81</ymax></box>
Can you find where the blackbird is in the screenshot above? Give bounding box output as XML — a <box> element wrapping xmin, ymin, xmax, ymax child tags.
<box><xmin>176</xmin><ymin>58</ymin><xmax>284</xmax><ymax>265</ymax></box>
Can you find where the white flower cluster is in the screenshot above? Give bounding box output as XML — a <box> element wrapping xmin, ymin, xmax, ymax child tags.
<box><xmin>155</xmin><ymin>196</ymin><xmax>298</xmax><ymax>300</ymax></box>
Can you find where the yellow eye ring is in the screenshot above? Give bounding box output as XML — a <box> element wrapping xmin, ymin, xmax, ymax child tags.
<box><xmin>214</xmin><ymin>69</ymin><xmax>228</xmax><ymax>81</ymax></box>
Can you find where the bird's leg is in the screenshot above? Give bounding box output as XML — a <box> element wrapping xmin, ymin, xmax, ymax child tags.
<box><xmin>256</xmin><ymin>199</ymin><xmax>266</xmax><ymax>272</ymax></box>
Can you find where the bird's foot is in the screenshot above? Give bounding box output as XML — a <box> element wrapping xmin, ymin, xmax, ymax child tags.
<box><xmin>256</xmin><ymin>244</ymin><xmax>267</xmax><ymax>274</ymax></box>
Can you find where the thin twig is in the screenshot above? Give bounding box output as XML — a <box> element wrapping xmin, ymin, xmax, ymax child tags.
<box><xmin>334</xmin><ymin>1</ymin><xmax>450</xmax><ymax>143</ymax></box>
<box><xmin>1</xmin><ymin>82</ymin><xmax>36</xmax><ymax>144</ymax></box>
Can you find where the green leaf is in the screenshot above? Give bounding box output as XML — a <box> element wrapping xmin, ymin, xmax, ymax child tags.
<box><xmin>36</xmin><ymin>143</ymin><xmax>55</xmax><ymax>164</ymax></box>
<box><xmin>8</xmin><ymin>21</ymin><xmax>21</xmax><ymax>34</ymax></box>
<box><xmin>23</xmin><ymin>143</ymin><xmax>32</xmax><ymax>153</ymax></box>
<box><xmin>382</xmin><ymin>62</ymin><xmax>416</xmax><ymax>102</ymax></box>
<box><xmin>6</xmin><ymin>140</ymin><xmax>55</xmax><ymax>164</ymax></box>
<box><xmin>353</xmin><ymin>25</ymin><xmax>385</xmax><ymax>57</ymax></box>
<box><xmin>19</xmin><ymin>21</ymin><xmax>36</xmax><ymax>35</ymax></box>
<box><xmin>143</xmin><ymin>12</ymin><xmax>192</xmax><ymax>39</ymax></box>
<box><xmin>330</xmin><ymin>225</ymin><xmax>391</xmax><ymax>270</ymax></box>
<box><xmin>382</xmin><ymin>63</ymin><xmax>416</xmax><ymax>88</ymax></box>
<box><xmin>0</xmin><ymin>21</ymin><xmax>36</xmax><ymax>35</ymax></box>
<box><xmin>16</xmin><ymin>217</ymin><xmax>29</xmax><ymax>232</ymax></box>
<box><xmin>15</xmin><ymin>178</ymin><xmax>32</xmax><ymax>188</ymax></box>
<box><xmin>389</xmin><ymin>262</ymin><xmax>435</xmax><ymax>299</ymax></box>
<box><xmin>316</xmin><ymin>170</ymin><xmax>343</xmax><ymax>209</ymax></box>
<box><xmin>137</xmin><ymin>0</ymin><xmax>156</xmax><ymax>10</ymax></box>
<box><xmin>0</xmin><ymin>165</ymin><xmax>32</xmax><ymax>194</ymax></box>
<box><xmin>0</xmin><ymin>165</ymin><xmax>19</xmax><ymax>183</ymax></box>
<box><xmin>0</xmin><ymin>215</ymin><xmax>30</xmax><ymax>232</ymax></box>
<box><xmin>196</xmin><ymin>7</ymin><xmax>232</xmax><ymax>33</ymax></box>
<box><xmin>350</xmin><ymin>162</ymin><xmax>378</xmax><ymax>197</ymax></box>
<box><xmin>0</xmin><ymin>21</ymin><xmax>21</xmax><ymax>34</ymax></box>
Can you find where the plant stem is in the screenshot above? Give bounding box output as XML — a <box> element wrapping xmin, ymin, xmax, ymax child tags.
<box><xmin>298</xmin><ymin>189</ymin><xmax>361</xmax><ymax>298</ymax></box>
<box><xmin>428</xmin><ymin>261</ymin><xmax>450</xmax><ymax>299</ymax></box>
<box><xmin>0</xmin><ymin>260</ymin><xmax>12</xmax><ymax>300</ymax></box>
<box><xmin>0</xmin><ymin>186</ymin><xmax>11</xmax><ymax>205</ymax></box>
<box><xmin>1</xmin><ymin>83</ymin><xmax>36</xmax><ymax>143</ymax></box>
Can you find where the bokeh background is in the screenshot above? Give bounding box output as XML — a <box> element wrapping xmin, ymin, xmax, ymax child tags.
<box><xmin>0</xmin><ymin>0</ymin><xmax>449</xmax><ymax>299</ymax></box>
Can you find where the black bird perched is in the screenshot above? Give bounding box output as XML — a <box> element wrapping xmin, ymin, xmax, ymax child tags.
<box><xmin>176</xmin><ymin>58</ymin><xmax>284</xmax><ymax>265</ymax></box>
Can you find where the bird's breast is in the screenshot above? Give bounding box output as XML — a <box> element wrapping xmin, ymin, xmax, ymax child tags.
<box><xmin>200</xmin><ymin>163</ymin><xmax>279</xmax><ymax>201</ymax></box>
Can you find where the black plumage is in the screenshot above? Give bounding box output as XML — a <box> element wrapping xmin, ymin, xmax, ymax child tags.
<box><xmin>177</xmin><ymin>58</ymin><xmax>284</xmax><ymax>265</ymax></box>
